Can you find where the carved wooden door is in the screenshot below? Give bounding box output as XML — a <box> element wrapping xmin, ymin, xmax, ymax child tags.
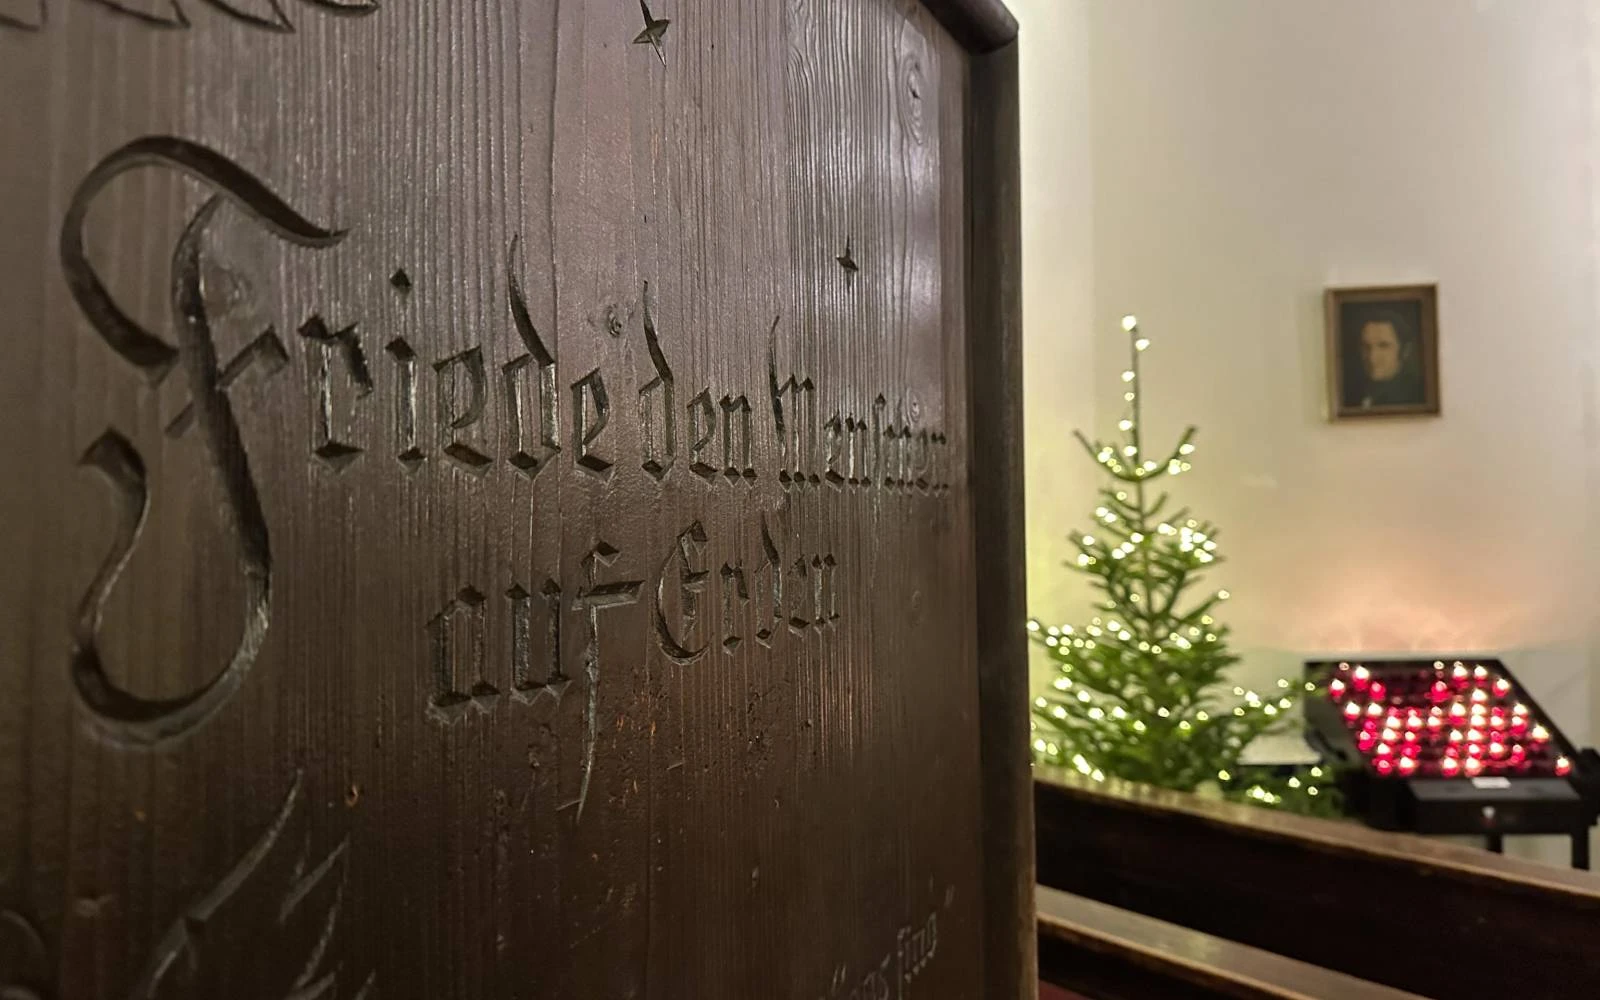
<box><xmin>0</xmin><ymin>1</ymin><xmax>1027</xmax><ymax>997</ymax></box>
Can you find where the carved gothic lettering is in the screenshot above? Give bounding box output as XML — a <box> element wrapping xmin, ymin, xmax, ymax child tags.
<box><xmin>654</xmin><ymin>522</ymin><xmax>709</xmax><ymax>664</ymax></box>
<box><xmin>385</xmin><ymin>338</ymin><xmax>426</xmax><ymax>470</ymax></box>
<box><xmin>504</xmin><ymin>249</ymin><xmax>561</xmax><ymax>480</ymax></box>
<box><xmin>299</xmin><ymin>316</ymin><xmax>372</xmax><ymax>470</ymax></box>
<box><xmin>570</xmin><ymin>542</ymin><xmax>642</xmax><ymax>818</ymax></box>
<box><xmin>687</xmin><ymin>388</ymin><xmax>717</xmax><ymax>482</ymax></box>
<box><xmin>719</xmin><ymin>562</ymin><xmax>749</xmax><ymax>654</ymax></box>
<box><xmin>753</xmin><ymin>515</ymin><xmax>783</xmax><ymax>647</ymax></box>
<box><xmin>571</xmin><ymin>369</ymin><xmax>613</xmax><ymax>481</ymax></box>
<box><xmin>508</xmin><ymin>579</ymin><xmax>566</xmax><ymax>703</ymax></box>
<box><xmin>433</xmin><ymin>347</ymin><xmax>492</xmax><ymax>475</ymax></box>
<box><xmin>639</xmin><ymin>283</ymin><xmax>676</xmax><ymax>481</ymax></box>
<box><xmin>425</xmin><ymin>586</ymin><xmax>494</xmax><ymax>722</ymax></box>
<box><xmin>719</xmin><ymin>394</ymin><xmax>755</xmax><ymax>483</ymax></box>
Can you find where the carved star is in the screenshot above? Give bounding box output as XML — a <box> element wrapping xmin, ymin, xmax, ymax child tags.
<box><xmin>633</xmin><ymin>0</ymin><xmax>669</xmax><ymax>66</ymax></box>
<box><xmin>836</xmin><ymin>238</ymin><xmax>860</xmax><ymax>277</ymax></box>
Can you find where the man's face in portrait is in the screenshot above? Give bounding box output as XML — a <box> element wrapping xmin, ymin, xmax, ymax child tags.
<box><xmin>1359</xmin><ymin>320</ymin><xmax>1403</xmax><ymax>383</ymax></box>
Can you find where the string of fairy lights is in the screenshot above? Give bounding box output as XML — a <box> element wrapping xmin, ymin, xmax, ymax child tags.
<box><xmin>1027</xmin><ymin>316</ymin><xmax>1319</xmax><ymax>806</ymax></box>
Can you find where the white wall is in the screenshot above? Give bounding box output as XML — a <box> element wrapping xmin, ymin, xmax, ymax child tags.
<box><xmin>1018</xmin><ymin>0</ymin><xmax>1600</xmax><ymax>865</ymax></box>
<box><xmin>1014</xmin><ymin>0</ymin><xmax>1096</xmax><ymax>637</ymax></box>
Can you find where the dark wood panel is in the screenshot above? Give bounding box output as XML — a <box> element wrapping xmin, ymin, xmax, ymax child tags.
<box><xmin>966</xmin><ymin>37</ymin><xmax>1033</xmax><ymax>1000</ymax></box>
<box><xmin>1036</xmin><ymin>769</ymin><xmax>1600</xmax><ymax>999</ymax></box>
<box><xmin>0</xmin><ymin>1</ymin><xmax>1021</xmax><ymax>996</ymax></box>
<box><xmin>1038</xmin><ymin>889</ymin><xmax>1429</xmax><ymax>1000</ymax></box>
<box><xmin>920</xmin><ymin>0</ymin><xmax>1017</xmax><ymax>53</ymax></box>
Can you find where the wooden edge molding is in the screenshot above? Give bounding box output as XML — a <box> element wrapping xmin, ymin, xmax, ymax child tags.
<box><xmin>1037</xmin><ymin>889</ymin><xmax>1429</xmax><ymax>1000</ymax></box>
<box><xmin>920</xmin><ymin>0</ymin><xmax>1018</xmax><ymax>53</ymax></box>
<box><xmin>966</xmin><ymin>38</ymin><xmax>1032</xmax><ymax>1000</ymax></box>
<box><xmin>1034</xmin><ymin>766</ymin><xmax>1600</xmax><ymax>902</ymax></box>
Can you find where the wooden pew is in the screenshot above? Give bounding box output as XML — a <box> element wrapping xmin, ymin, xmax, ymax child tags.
<box><xmin>1037</xmin><ymin>888</ymin><xmax>1427</xmax><ymax>1000</ymax></box>
<box><xmin>1036</xmin><ymin>766</ymin><xmax>1600</xmax><ymax>999</ymax></box>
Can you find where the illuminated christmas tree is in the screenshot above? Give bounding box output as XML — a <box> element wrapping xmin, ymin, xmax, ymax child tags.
<box><xmin>1028</xmin><ymin>316</ymin><xmax>1330</xmax><ymax>811</ymax></box>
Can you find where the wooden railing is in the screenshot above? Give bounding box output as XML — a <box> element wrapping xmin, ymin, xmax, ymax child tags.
<box><xmin>1037</xmin><ymin>888</ymin><xmax>1425</xmax><ymax>1000</ymax></box>
<box><xmin>1035</xmin><ymin>766</ymin><xmax>1600</xmax><ymax>999</ymax></box>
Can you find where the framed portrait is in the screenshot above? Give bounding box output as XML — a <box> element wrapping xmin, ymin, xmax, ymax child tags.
<box><xmin>1324</xmin><ymin>283</ymin><xmax>1440</xmax><ymax>420</ymax></box>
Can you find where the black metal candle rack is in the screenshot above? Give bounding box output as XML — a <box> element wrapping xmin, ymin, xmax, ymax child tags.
<box><xmin>1303</xmin><ymin>658</ymin><xmax>1599</xmax><ymax>869</ymax></box>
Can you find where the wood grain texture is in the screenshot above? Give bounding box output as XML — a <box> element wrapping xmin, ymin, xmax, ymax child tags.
<box><xmin>1036</xmin><ymin>769</ymin><xmax>1600</xmax><ymax>999</ymax></box>
<box><xmin>966</xmin><ymin>39</ymin><xmax>1034</xmax><ymax>1000</ymax></box>
<box><xmin>0</xmin><ymin>1</ymin><xmax>1019</xmax><ymax>996</ymax></box>
<box><xmin>1037</xmin><ymin>889</ymin><xmax>1430</xmax><ymax>1000</ymax></box>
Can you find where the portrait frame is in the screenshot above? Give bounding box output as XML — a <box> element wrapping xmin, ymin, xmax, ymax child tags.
<box><xmin>1324</xmin><ymin>283</ymin><xmax>1440</xmax><ymax>420</ymax></box>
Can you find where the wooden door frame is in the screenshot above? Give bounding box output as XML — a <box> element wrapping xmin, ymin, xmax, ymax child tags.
<box><xmin>919</xmin><ymin>2</ymin><xmax>1031</xmax><ymax>996</ymax></box>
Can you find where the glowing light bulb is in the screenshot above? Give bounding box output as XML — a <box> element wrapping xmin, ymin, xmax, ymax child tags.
<box><xmin>1179</xmin><ymin>443</ymin><xmax>1195</xmax><ymax>455</ymax></box>
<box><xmin>1357</xmin><ymin>731</ymin><xmax>1377</xmax><ymax>752</ymax></box>
<box><xmin>1473</xmin><ymin>665</ymin><xmax>1488</xmax><ymax>680</ymax></box>
<box><xmin>1135</xmin><ymin>338</ymin><xmax>1150</xmax><ymax>351</ymax></box>
<box><xmin>1369</xmin><ymin>681</ymin><xmax>1388</xmax><ymax>701</ymax></box>
<box><xmin>1121</xmin><ymin>315</ymin><xmax>1138</xmax><ymax>331</ymax></box>
<box><xmin>1353</xmin><ymin>665</ymin><xmax>1371</xmax><ymax>683</ymax></box>
<box><xmin>1493</xmin><ymin>678</ymin><xmax>1511</xmax><ymax>697</ymax></box>
<box><xmin>1464</xmin><ymin>757</ymin><xmax>1485</xmax><ymax>777</ymax></box>
<box><xmin>1118</xmin><ymin>419</ymin><xmax>1132</xmax><ymax>431</ymax></box>
<box><xmin>1121</xmin><ymin>370</ymin><xmax>1135</xmax><ymax>383</ymax></box>
<box><xmin>1532</xmin><ymin>725</ymin><xmax>1550</xmax><ymax>742</ymax></box>
<box><xmin>1452</xmin><ymin>664</ymin><xmax>1469</xmax><ymax>681</ymax></box>
<box><xmin>1556</xmin><ymin>756</ymin><xmax>1573</xmax><ymax>776</ymax></box>
<box><xmin>1375</xmin><ymin>758</ymin><xmax>1395</xmax><ymax>777</ymax></box>
<box><xmin>1344</xmin><ymin>701</ymin><xmax>1362</xmax><ymax>720</ymax></box>
<box><xmin>1366</xmin><ymin>703</ymin><xmax>1383</xmax><ymax>718</ymax></box>
<box><xmin>1441</xmin><ymin>758</ymin><xmax>1461</xmax><ymax>777</ymax></box>
<box><xmin>1398</xmin><ymin>757</ymin><xmax>1418</xmax><ymax>775</ymax></box>
<box><xmin>1329</xmin><ymin>678</ymin><xmax>1347</xmax><ymax>698</ymax></box>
